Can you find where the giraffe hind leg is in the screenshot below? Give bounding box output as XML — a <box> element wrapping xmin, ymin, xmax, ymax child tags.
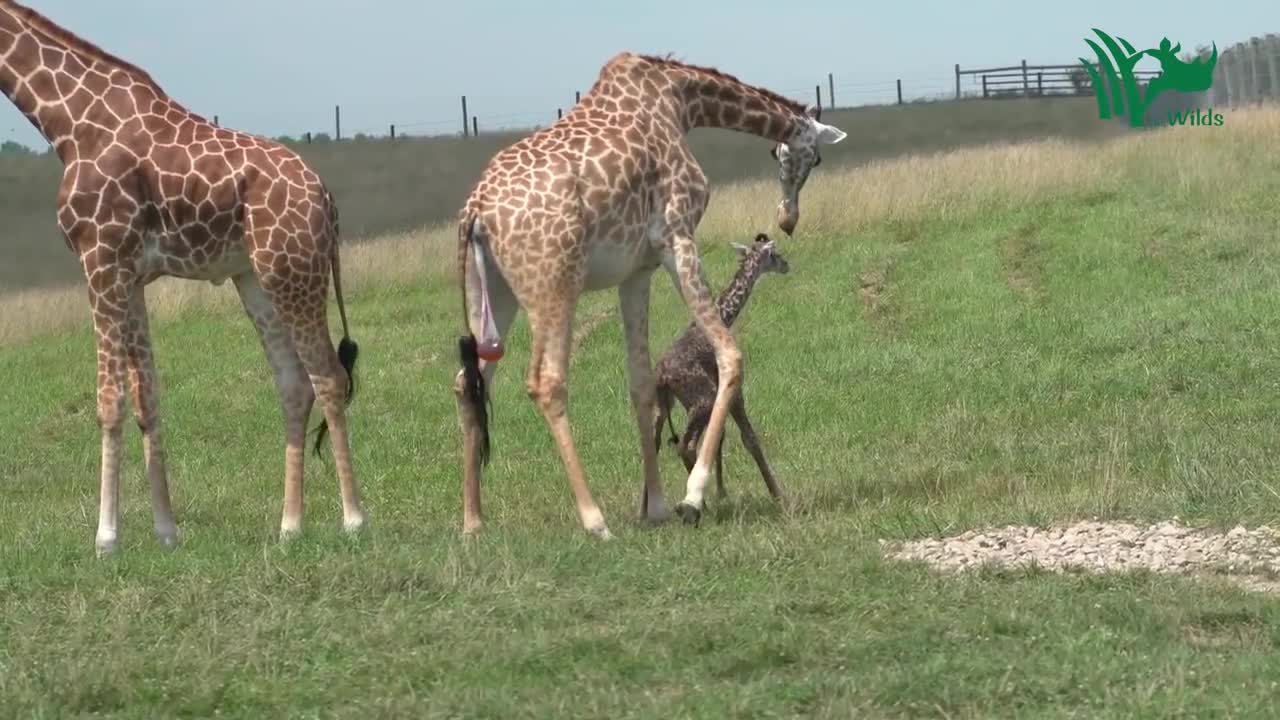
<box><xmin>234</xmin><ymin>272</ymin><xmax>315</xmax><ymax>539</ymax></box>
<box><xmin>250</xmin><ymin>256</ymin><xmax>366</xmax><ymax>535</ymax></box>
<box><xmin>124</xmin><ymin>287</ymin><xmax>179</xmax><ymax>548</ymax></box>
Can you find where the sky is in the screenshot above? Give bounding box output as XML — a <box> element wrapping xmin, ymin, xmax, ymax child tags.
<box><xmin>1</xmin><ymin>0</ymin><xmax>1273</xmax><ymax>148</ymax></box>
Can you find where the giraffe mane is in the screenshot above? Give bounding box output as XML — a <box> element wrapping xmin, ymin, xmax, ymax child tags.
<box><xmin>634</xmin><ymin>53</ymin><xmax>808</xmax><ymax>115</ymax></box>
<box><xmin>5</xmin><ymin>0</ymin><xmax>169</xmax><ymax>96</ymax></box>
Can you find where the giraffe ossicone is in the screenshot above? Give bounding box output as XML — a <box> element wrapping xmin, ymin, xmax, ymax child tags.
<box><xmin>0</xmin><ymin>0</ymin><xmax>368</xmax><ymax>554</ymax></box>
<box><xmin>451</xmin><ymin>51</ymin><xmax>844</xmax><ymax>538</ymax></box>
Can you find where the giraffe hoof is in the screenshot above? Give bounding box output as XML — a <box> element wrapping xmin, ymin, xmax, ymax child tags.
<box><xmin>155</xmin><ymin>528</ymin><xmax>180</xmax><ymax>550</ymax></box>
<box><xmin>343</xmin><ymin>514</ymin><xmax>367</xmax><ymax>535</ymax></box>
<box><xmin>588</xmin><ymin>525</ymin><xmax>615</xmax><ymax>541</ymax></box>
<box><xmin>279</xmin><ymin>526</ymin><xmax>302</xmax><ymax>543</ymax></box>
<box><xmin>94</xmin><ymin>537</ymin><xmax>119</xmax><ymax>558</ymax></box>
<box><xmin>674</xmin><ymin>502</ymin><xmax>703</xmax><ymax>527</ymax></box>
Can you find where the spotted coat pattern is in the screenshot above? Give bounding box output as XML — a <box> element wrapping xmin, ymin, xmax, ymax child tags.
<box><xmin>653</xmin><ymin>234</ymin><xmax>787</xmax><ymax>501</ymax></box>
<box><xmin>0</xmin><ymin>0</ymin><xmax>366</xmax><ymax>555</ymax></box>
<box><xmin>451</xmin><ymin>52</ymin><xmax>845</xmax><ymax>537</ymax></box>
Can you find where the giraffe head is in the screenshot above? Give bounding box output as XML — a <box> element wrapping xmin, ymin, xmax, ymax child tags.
<box><xmin>770</xmin><ymin>105</ymin><xmax>847</xmax><ymax>236</ymax></box>
<box><xmin>732</xmin><ymin>233</ymin><xmax>790</xmax><ymax>276</ymax></box>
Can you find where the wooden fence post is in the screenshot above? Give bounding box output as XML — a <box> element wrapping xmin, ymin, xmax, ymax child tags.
<box><xmin>334</xmin><ymin>105</ymin><xmax>341</xmax><ymax>141</ymax></box>
<box><xmin>1267</xmin><ymin>34</ymin><xmax>1279</xmax><ymax>102</ymax></box>
<box><xmin>1254</xmin><ymin>36</ymin><xmax>1264</xmax><ymax>102</ymax></box>
<box><xmin>557</xmin><ymin>108</ymin><xmax>562</xmax><ymax>119</ymax></box>
<box><xmin>305</xmin><ymin>131</ymin><xmax>312</xmax><ymax>144</ymax></box>
<box><xmin>896</xmin><ymin>78</ymin><xmax>903</xmax><ymax>104</ymax></box>
<box><xmin>982</xmin><ymin>74</ymin><xmax>988</xmax><ymax>98</ymax></box>
<box><xmin>1037</xmin><ymin>73</ymin><xmax>1043</xmax><ymax>96</ymax></box>
<box><xmin>1021</xmin><ymin>59</ymin><xmax>1030</xmax><ymax>96</ymax></box>
<box><xmin>955</xmin><ymin>63</ymin><xmax>961</xmax><ymax>99</ymax></box>
<box><xmin>461</xmin><ymin>95</ymin><xmax>469</xmax><ymax>137</ymax></box>
<box><xmin>472</xmin><ymin>116</ymin><xmax>478</xmax><ymax>137</ymax></box>
<box><xmin>390</xmin><ymin>124</ymin><xmax>396</xmax><ymax>140</ymax></box>
<box><xmin>213</xmin><ymin>115</ymin><xmax>219</xmax><ymax>127</ymax></box>
<box><xmin>828</xmin><ymin>72</ymin><xmax>835</xmax><ymax>109</ymax></box>
<box><xmin>814</xmin><ymin>84</ymin><xmax>821</xmax><ymax>111</ymax></box>
<box><xmin>575</xmin><ymin>90</ymin><xmax>581</xmax><ymax>104</ymax></box>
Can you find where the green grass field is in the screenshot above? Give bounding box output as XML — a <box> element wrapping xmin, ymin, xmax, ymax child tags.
<box><xmin>2</xmin><ymin>107</ymin><xmax>1280</xmax><ymax>718</ymax></box>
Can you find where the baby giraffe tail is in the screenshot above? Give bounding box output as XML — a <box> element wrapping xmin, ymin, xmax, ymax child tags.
<box><xmin>653</xmin><ymin>382</ymin><xmax>681</xmax><ymax>454</ymax></box>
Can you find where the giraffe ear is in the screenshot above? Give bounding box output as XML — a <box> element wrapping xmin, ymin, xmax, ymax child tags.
<box><xmin>814</xmin><ymin>120</ymin><xmax>847</xmax><ymax>144</ymax></box>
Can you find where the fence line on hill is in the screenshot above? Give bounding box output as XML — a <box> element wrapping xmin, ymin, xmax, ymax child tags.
<box><xmin>267</xmin><ymin>37</ymin><xmax>1279</xmax><ymax>145</ymax></box>
<box><xmin>4</xmin><ymin>36</ymin><xmax>1275</xmax><ymax>154</ymax></box>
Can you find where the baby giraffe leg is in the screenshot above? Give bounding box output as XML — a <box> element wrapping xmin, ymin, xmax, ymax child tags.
<box><xmin>731</xmin><ymin>396</ymin><xmax>784</xmax><ymax>499</ymax></box>
<box><xmin>667</xmin><ymin>236</ymin><xmax>743</xmax><ymax>526</ymax></box>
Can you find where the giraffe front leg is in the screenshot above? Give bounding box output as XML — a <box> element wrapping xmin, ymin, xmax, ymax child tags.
<box><xmin>665</xmin><ymin>235</ymin><xmax>743</xmax><ymax>527</ymax></box>
<box><xmin>618</xmin><ymin>272</ymin><xmax>670</xmax><ymax>524</ymax></box>
<box><xmin>88</xmin><ymin>286</ymin><xmax>133</xmax><ymax>557</ymax></box>
<box><xmin>123</xmin><ymin>288</ymin><xmax>178</xmax><ymax>549</ymax></box>
<box><xmin>233</xmin><ymin>273</ymin><xmax>314</xmax><ymax>540</ymax></box>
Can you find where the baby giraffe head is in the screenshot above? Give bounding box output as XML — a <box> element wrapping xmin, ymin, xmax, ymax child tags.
<box><xmin>732</xmin><ymin>233</ymin><xmax>790</xmax><ymax>277</ymax></box>
<box><xmin>771</xmin><ymin>105</ymin><xmax>846</xmax><ymax>237</ymax></box>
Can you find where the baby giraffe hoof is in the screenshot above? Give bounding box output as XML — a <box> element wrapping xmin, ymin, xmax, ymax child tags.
<box><xmin>674</xmin><ymin>501</ymin><xmax>704</xmax><ymax>527</ymax></box>
<box><xmin>588</xmin><ymin>525</ymin><xmax>615</xmax><ymax>541</ymax></box>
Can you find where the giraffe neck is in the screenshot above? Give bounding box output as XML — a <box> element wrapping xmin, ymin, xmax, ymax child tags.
<box><xmin>585</xmin><ymin>53</ymin><xmax>811</xmax><ymax>145</ymax></box>
<box><xmin>716</xmin><ymin>258</ymin><xmax>765</xmax><ymax>327</ymax></box>
<box><xmin>0</xmin><ymin>2</ymin><xmax>178</xmax><ymax>161</ymax></box>
<box><xmin>674</xmin><ymin>69</ymin><xmax>809</xmax><ymax>142</ymax></box>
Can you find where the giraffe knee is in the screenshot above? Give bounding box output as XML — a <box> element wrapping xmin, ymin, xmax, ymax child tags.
<box><xmin>96</xmin><ymin>389</ymin><xmax>127</xmax><ymax>434</ymax></box>
<box><xmin>529</xmin><ymin>373</ymin><xmax>568</xmax><ymax>418</ymax></box>
<box><xmin>716</xmin><ymin>347</ymin><xmax>743</xmax><ymax>390</ymax></box>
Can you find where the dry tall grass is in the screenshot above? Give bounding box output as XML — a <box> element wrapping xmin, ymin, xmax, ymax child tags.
<box><xmin>0</xmin><ymin>97</ymin><xmax>1120</xmax><ymax>294</ymax></box>
<box><xmin>2</xmin><ymin>106</ymin><xmax>1275</xmax><ymax>348</ymax></box>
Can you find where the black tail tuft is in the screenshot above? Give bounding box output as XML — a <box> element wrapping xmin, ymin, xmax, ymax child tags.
<box><xmin>313</xmin><ymin>335</ymin><xmax>361</xmax><ymax>457</ymax></box>
<box><xmin>459</xmin><ymin>335</ymin><xmax>491</xmax><ymax>466</ymax></box>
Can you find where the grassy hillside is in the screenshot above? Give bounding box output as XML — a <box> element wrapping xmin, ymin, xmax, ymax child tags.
<box><xmin>2</xmin><ymin>107</ymin><xmax>1278</xmax><ymax>717</ymax></box>
<box><xmin>0</xmin><ymin>96</ymin><xmax>1124</xmax><ymax>294</ymax></box>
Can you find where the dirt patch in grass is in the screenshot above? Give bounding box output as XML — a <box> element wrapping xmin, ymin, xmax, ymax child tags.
<box><xmin>881</xmin><ymin>519</ymin><xmax>1280</xmax><ymax>595</ymax></box>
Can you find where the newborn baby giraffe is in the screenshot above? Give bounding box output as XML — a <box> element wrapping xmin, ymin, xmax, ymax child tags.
<box><xmin>653</xmin><ymin>233</ymin><xmax>788</xmax><ymax>504</ymax></box>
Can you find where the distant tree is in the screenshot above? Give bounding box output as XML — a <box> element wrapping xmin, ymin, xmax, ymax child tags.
<box><xmin>353</xmin><ymin>132</ymin><xmax>371</xmax><ymax>142</ymax></box>
<box><xmin>274</xmin><ymin>135</ymin><xmax>298</xmax><ymax>145</ymax></box>
<box><xmin>312</xmin><ymin>132</ymin><xmax>333</xmax><ymax>144</ymax></box>
<box><xmin>0</xmin><ymin>140</ymin><xmax>33</xmax><ymax>156</ymax></box>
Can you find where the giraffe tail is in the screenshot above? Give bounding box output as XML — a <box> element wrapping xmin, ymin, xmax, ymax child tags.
<box><xmin>653</xmin><ymin>382</ymin><xmax>680</xmax><ymax>453</ymax></box>
<box><xmin>458</xmin><ymin>212</ymin><xmax>493</xmax><ymax>466</ymax></box>
<box><xmin>314</xmin><ymin>198</ymin><xmax>360</xmax><ymax>457</ymax></box>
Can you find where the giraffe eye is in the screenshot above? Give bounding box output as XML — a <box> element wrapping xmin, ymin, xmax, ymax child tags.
<box><xmin>813</xmin><ymin>155</ymin><xmax>822</xmax><ymax>168</ymax></box>
<box><xmin>769</xmin><ymin>146</ymin><xmax>778</xmax><ymax>160</ymax></box>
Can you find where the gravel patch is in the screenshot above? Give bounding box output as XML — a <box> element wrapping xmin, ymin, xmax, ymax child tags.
<box><xmin>880</xmin><ymin>519</ymin><xmax>1280</xmax><ymax>594</ymax></box>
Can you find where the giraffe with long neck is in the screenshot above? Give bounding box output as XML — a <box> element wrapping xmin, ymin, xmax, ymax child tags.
<box><xmin>653</xmin><ymin>233</ymin><xmax>790</xmax><ymax>502</ymax></box>
<box><xmin>453</xmin><ymin>52</ymin><xmax>845</xmax><ymax>537</ymax></box>
<box><xmin>0</xmin><ymin>0</ymin><xmax>367</xmax><ymax>555</ymax></box>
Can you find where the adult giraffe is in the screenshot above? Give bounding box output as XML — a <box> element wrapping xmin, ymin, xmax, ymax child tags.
<box><xmin>454</xmin><ymin>52</ymin><xmax>846</xmax><ymax>538</ymax></box>
<box><xmin>0</xmin><ymin>1</ymin><xmax>367</xmax><ymax>555</ymax></box>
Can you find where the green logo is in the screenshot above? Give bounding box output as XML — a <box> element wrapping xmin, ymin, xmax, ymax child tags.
<box><xmin>1079</xmin><ymin>29</ymin><xmax>1221</xmax><ymax>128</ymax></box>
